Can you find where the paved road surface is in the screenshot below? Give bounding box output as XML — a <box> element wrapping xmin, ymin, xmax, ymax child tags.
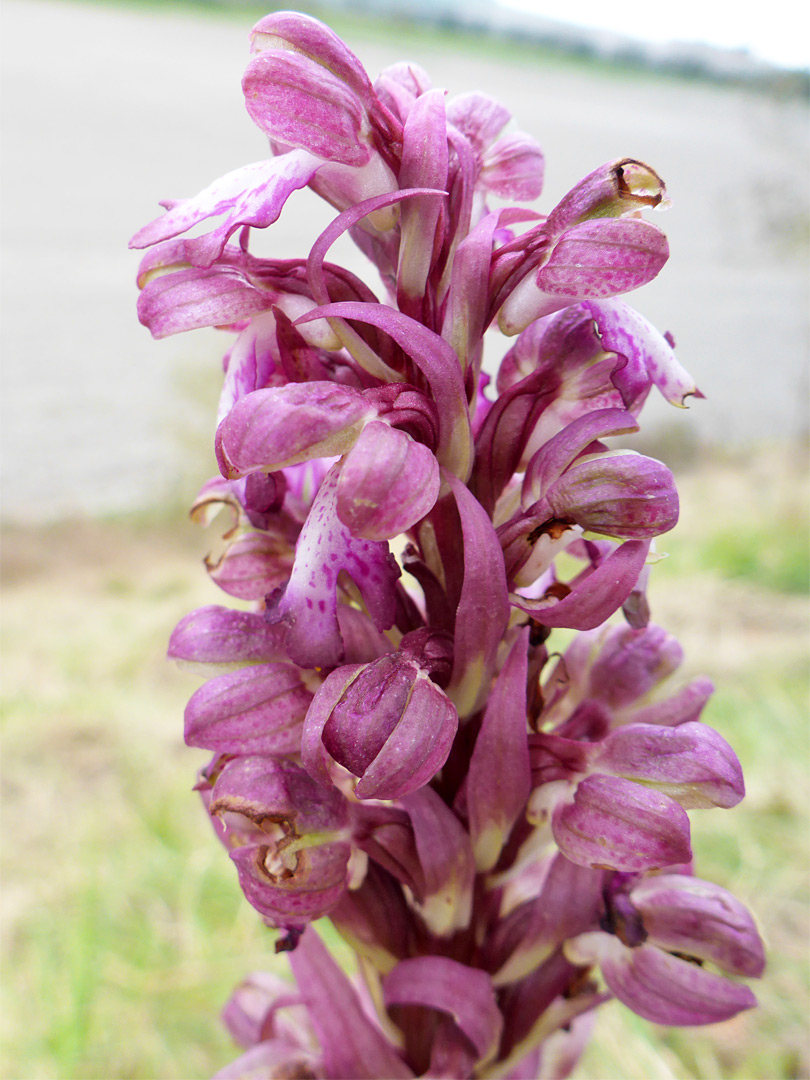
<box><xmin>2</xmin><ymin>0</ymin><xmax>808</xmax><ymax>520</ymax></box>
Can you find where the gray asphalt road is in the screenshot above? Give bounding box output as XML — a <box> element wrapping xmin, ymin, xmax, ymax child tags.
<box><xmin>2</xmin><ymin>0</ymin><xmax>808</xmax><ymax>521</ymax></box>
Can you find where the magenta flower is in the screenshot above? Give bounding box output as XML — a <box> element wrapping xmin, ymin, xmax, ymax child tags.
<box><xmin>134</xmin><ymin>12</ymin><xmax>763</xmax><ymax>1077</ymax></box>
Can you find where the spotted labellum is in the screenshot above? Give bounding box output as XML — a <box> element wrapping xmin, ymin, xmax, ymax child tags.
<box><xmin>133</xmin><ymin>12</ymin><xmax>762</xmax><ymax>1077</ymax></box>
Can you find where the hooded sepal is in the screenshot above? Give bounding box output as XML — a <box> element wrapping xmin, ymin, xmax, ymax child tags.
<box><xmin>548</xmin><ymin>773</ymin><xmax>692</xmax><ymax>873</ymax></box>
<box><xmin>336</xmin><ymin>420</ymin><xmax>441</xmax><ymax>540</ymax></box>
<box><xmin>184</xmin><ymin>663</ymin><xmax>313</xmax><ymax>756</ymax></box>
<box><xmin>301</xmin><ymin>638</ymin><xmax>458</xmax><ymax>800</ymax></box>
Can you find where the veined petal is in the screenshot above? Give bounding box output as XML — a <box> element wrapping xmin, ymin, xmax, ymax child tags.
<box><xmin>136</xmin><ymin>264</ymin><xmax>276</xmax><ymax>339</ymax></box>
<box><xmin>630</xmin><ymin>874</ymin><xmax>765</xmax><ymax>977</ymax></box>
<box><xmin>205</xmin><ymin>530</ymin><xmax>294</xmax><ymax>601</ymax></box>
<box><xmin>243</xmin><ymin>50</ymin><xmax>372</xmax><ymax>167</ymax></box>
<box><xmin>168</xmin><ymin>606</ymin><xmax>287</xmax><ymax>669</ymax></box>
<box><xmin>545</xmin><ymin>451</ymin><xmax>679</xmax><ymax>540</ymax></box>
<box><xmin>536</xmin><ymin>218</ymin><xmax>669</xmax><ymax>301</ymax></box>
<box><xmin>521</xmin><ymin>407</ymin><xmax>639</xmax><ymax>506</ymax></box>
<box><xmin>566</xmin><ymin>934</ymin><xmax>757</xmax><ymax>1026</ymax></box>
<box><xmin>184</xmin><ymin>663</ymin><xmax>312</xmax><ymax>755</ymax></box>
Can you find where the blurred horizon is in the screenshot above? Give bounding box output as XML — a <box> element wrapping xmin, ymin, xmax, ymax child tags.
<box><xmin>1</xmin><ymin>0</ymin><xmax>808</xmax><ymax>522</ymax></box>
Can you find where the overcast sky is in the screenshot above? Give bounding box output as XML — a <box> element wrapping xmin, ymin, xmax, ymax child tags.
<box><xmin>499</xmin><ymin>0</ymin><xmax>810</xmax><ymax>69</ymax></box>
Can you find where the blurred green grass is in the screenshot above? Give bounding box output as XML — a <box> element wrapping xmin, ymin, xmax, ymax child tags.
<box><xmin>1</xmin><ymin>448</ymin><xmax>808</xmax><ymax>1079</ymax></box>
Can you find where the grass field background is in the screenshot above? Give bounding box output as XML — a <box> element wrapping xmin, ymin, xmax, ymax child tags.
<box><xmin>2</xmin><ymin>444</ymin><xmax>808</xmax><ymax>1079</ymax></box>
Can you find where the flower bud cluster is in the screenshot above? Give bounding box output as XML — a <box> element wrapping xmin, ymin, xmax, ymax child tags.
<box><xmin>133</xmin><ymin>13</ymin><xmax>762</xmax><ymax>1077</ymax></box>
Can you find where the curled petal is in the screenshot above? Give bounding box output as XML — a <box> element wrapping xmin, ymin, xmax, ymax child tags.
<box><xmin>129</xmin><ymin>153</ymin><xmax>320</xmax><ymax>267</ymax></box>
<box><xmin>512</xmin><ymin>539</ymin><xmax>650</xmax><ymax>631</ymax></box>
<box><xmin>397</xmin><ymin>89</ymin><xmax>450</xmax><ymax>308</ymax></box>
<box><xmin>584</xmin><ymin>297</ymin><xmax>701</xmax><ymax>407</ymax></box>
<box><xmin>205</xmin><ymin>530</ymin><xmax>294</xmax><ymax>601</ymax></box>
<box><xmin>383</xmin><ymin>957</ymin><xmax>503</xmax><ymax>1062</ymax></box>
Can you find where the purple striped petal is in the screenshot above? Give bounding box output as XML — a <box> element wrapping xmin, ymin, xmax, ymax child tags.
<box><xmin>243</xmin><ymin>51</ymin><xmax>371</xmax><ymax>167</ymax></box>
<box><xmin>537</xmin><ymin>218</ymin><xmax>669</xmax><ymax>301</ymax></box>
<box><xmin>630</xmin><ymin>874</ymin><xmax>765</xmax><ymax>977</ymax></box>
<box><xmin>184</xmin><ymin>663</ymin><xmax>312</xmax><ymax>755</ymax></box>
<box><xmin>567</xmin><ymin>934</ymin><xmax>757</xmax><ymax>1026</ymax></box>
<box><xmin>137</xmin><ymin>264</ymin><xmax>276</xmax><ymax>339</ymax></box>
<box><xmin>168</xmin><ymin>606</ymin><xmax>287</xmax><ymax>668</ymax></box>
<box><xmin>596</xmin><ymin>722</ymin><xmax>744</xmax><ymax>809</ymax></box>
